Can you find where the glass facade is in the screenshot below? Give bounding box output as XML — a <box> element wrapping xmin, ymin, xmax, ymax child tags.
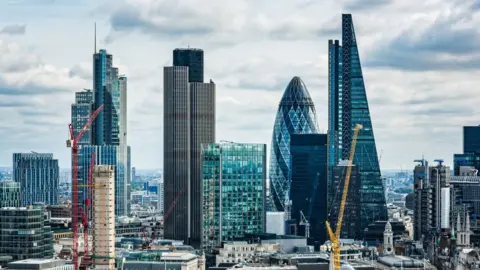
<box><xmin>173</xmin><ymin>48</ymin><xmax>204</xmax><ymax>83</ymax></box>
<box><xmin>71</xmin><ymin>90</ymin><xmax>94</xmax><ymax>145</ymax></box>
<box><xmin>327</xmin><ymin>14</ymin><xmax>387</xmax><ymax>233</ymax></box>
<box><xmin>454</xmin><ymin>153</ymin><xmax>480</xmax><ymax>176</ymax></box>
<box><xmin>0</xmin><ymin>205</ymin><xmax>54</xmax><ymax>260</ymax></box>
<box><xmin>290</xmin><ymin>134</ymin><xmax>328</xmax><ymax>244</ymax></box>
<box><xmin>201</xmin><ymin>142</ymin><xmax>266</xmax><ymax>252</ymax></box>
<box><xmin>13</xmin><ymin>153</ymin><xmax>59</xmax><ymax>206</ymax></box>
<box><xmin>0</xmin><ymin>181</ymin><xmax>20</xmax><ymax>208</ymax></box>
<box><xmin>78</xmin><ymin>145</ymin><xmax>127</xmax><ymax>216</ymax></box>
<box><xmin>464</xmin><ymin>126</ymin><xmax>480</xmax><ymax>154</ymax></box>
<box><xmin>269</xmin><ymin>76</ymin><xmax>319</xmax><ymax>211</ymax></box>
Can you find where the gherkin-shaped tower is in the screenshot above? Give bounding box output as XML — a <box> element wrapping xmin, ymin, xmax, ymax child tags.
<box><xmin>269</xmin><ymin>77</ymin><xmax>319</xmax><ymax>211</ymax></box>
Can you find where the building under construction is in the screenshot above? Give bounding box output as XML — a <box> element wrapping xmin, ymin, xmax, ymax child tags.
<box><xmin>92</xmin><ymin>165</ymin><xmax>115</xmax><ymax>269</ymax></box>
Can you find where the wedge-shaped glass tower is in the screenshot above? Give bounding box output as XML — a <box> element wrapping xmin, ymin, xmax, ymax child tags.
<box><xmin>328</xmin><ymin>14</ymin><xmax>387</xmax><ymax>233</ymax></box>
<box><xmin>269</xmin><ymin>77</ymin><xmax>319</xmax><ymax>211</ymax></box>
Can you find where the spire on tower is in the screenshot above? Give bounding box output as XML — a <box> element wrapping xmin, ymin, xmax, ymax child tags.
<box><xmin>466</xmin><ymin>212</ymin><xmax>470</xmax><ymax>232</ymax></box>
<box><xmin>457</xmin><ymin>213</ymin><xmax>462</xmax><ymax>232</ymax></box>
<box><xmin>94</xmin><ymin>22</ymin><xmax>97</xmax><ymax>53</ymax></box>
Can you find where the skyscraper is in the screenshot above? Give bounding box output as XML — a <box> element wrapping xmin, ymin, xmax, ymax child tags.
<box><xmin>327</xmin><ymin>14</ymin><xmax>387</xmax><ymax>231</ymax></box>
<box><xmin>173</xmin><ymin>48</ymin><xmax>204</xmax><ymax>83</ymax></box>
<box><xmin>464</xmin><ymin>126</ymin><xmax>480</xmax><ymax>154</ymax></box>
<box><xmin>290</xmin><ymin>134</ymin><xmax>327</xmax><ymax>244</ymax></box>
<box><xmin>269</xmin><ymin>76</ymin><xmax>319</xmax><ymax>212</ymax></box>
<box><xmin>13</xmin><ymin>153</ymin><xmax>59</xmax><ymax>206</ymax></box>
<box><xmin>201</xmin><ymin>142</ymin><xmax>266</xmax><ymax>252</ymax></box>
<box><xmin>164</xmin><ymin>48</ymin><xmax>215</xmax><ymax>246</ymax></box>
<box><xmin>71</xmin><ymin>48</ymin><xmax>130</xmax><ymax>217</ymax></box>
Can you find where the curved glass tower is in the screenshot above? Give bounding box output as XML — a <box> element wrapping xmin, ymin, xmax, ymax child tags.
<box><xmin>269</xmin><ymin>77</ymin><xmax>319</xmax><ymax>211</ymax></box>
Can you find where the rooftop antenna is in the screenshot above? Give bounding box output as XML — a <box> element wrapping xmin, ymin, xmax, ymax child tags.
<box><xmin>94</xmin><ymin>22</ymin><xmax>97</xmax><ymax>53</ymax></box>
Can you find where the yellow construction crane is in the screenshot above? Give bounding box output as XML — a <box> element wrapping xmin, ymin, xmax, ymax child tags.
<box><xmin>325</xmin><ymin>124</ymin><xmax>362</xmax><ymax>270</ymax></box>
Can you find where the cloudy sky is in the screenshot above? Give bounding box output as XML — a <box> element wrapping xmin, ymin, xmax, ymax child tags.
<box><xmin>0</xmin><ymin>0</ymin><xmax>478</xmax><ymax>170</ymax></box>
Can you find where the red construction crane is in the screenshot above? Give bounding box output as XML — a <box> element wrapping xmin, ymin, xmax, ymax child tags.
<box><xmin>67</xmin><ymin>105</ymin><xmax>103</xmax><ymax>270</ymax></box>
<box><xmin>80</xmin><ymin>151</ymin><xmax>95</xmax><ymax>269</ymax></box>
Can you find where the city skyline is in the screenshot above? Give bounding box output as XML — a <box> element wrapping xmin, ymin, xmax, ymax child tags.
<box><xmin>0</xmin><ymin>0</ymin><xmax>479</xmax><ymax>170</ymax></box>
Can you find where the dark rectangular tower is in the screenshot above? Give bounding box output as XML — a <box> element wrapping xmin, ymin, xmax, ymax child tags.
<box><xmin>290</xmin><ymin>133</ymin><xmax>328</xmax><ymax>245</ymax></box>
<box><xmin>173</xmin><ymin>48</ymin><xmax>204</xmax><ymax>83</ymax></box>
<box><xmin>464</xmin><ymin>126</ymin><xmax>480</xmax><ymax>154</ymax></box>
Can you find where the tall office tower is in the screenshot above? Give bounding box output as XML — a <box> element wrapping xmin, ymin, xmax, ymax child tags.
<box><xmin>413</xmin><ymin>159</ymin><xmax>430</xmax><ymax>241</ymax></box>
<box><xmin>464</xmin><ymin>126</ymin><xmax>480</xmax><ymax>154</ymax></box>
<box><xmin>329</xmin><ymin>161</ymin><xmax>361</xmax><ymax>239</ymax></box>
<box><xmin>164</xmin><ymin>48</ymin><xmax>215</xmax><ymax>247</ymax></box>
<box><xmin>454</xmin><ymin>126</ymin><xmax>480</xmax><ymax>176</ymax></box>
<box><xmin>0</xmin><ymin>181</ymin><xmax>20</xmax><ymax>207</ymax></box>
<box><xmin>269</xmin><ymin>76</ymin><xmax>319</xmax><ymax>212</ymax></box>
<box><xmin>413</xmin><ymin>159</ymin><xmax>450</xmax><ymax>240</ymax></box>
<box><xmin>201</xmin><ymin>142</ymin><xmax>266</xmax><ymax>252</ymax></box>
<box><xmin>0</xmin><ymin>205</ymin><xmax>54</xmax><ymax>260</ymax></box>
<box><xmin>327</xmin><ymin>14</ymin><xmax>387</xmax><ymax>232</ymax></box>
<box><xmin>71</xmin><ymin>89</ymin><xmax>94</xmax><ymax>145</ymax></box>
<box><xmin>290</xmin><ymin>134</ymin><xmax>327</xmax><ymax>244</ymax></box>
<box><xmin>92</xmin><ymin>165</ymin><xmax>115</xmax><ymax>269</ymax></box>
<box><xmin>71</xmin><ymin>48</ymin><xmax>130</xmax><ymax>217</ymax></box>
<box><xmin>173</xmin><ymin>48</ymin><xmax>204</xmax><ymax>83</ymax></box>
<box><xmin>13</xmin><ymin>153</ymin><xmax>59</xmax><ymax>206</ymax></box>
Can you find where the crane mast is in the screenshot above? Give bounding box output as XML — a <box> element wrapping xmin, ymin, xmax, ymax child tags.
<box><xmin>326</xmin><ymin>124</ymin><xmax>362</xmax><ymax>270</ymax></box>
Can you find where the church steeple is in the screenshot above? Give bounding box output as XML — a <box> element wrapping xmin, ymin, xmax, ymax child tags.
<box><xmin>383</xmin><ymin>221</ymin><xmax>394</xmax><ymax>256</ymax></box>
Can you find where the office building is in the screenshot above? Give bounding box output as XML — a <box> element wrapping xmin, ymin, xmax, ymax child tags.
<box><xmin>164</xmin><ymin>48</ymin><xmax>215</xmax><ymax>247</ymax></box>
<box><xmin>71</xmin><ymin>48</ymin><xmax>130</xmax><ymax>217</ymax></box>
<box><xmin>201</xmin><ymin>142</ymin><xmax>266</xmax><ymax>252</ymax></box>
<box><xmin>289</xmin><ymin>133</ymin><xmax>327</xmax><ymax>244</ymax></box>
<box><xmin>173</xmin><ymin>48</ymin><xmax>204</xmax><ymax>82</ymax></box>
<box><xmin>71</xmin><ymin>89</ymin><xmax>94</xmax><ymax>145</ymax></box>
<box><xmin>13</xmin><ymin>153</ymin><xmax>59</xmax><ymax>206</ymax></box>
<box><xmin>453</xmin><ymin>126</ymin><xmax>480</xmax><ymax>176</ymax></box>
<box><xmin>413</xmin><ymin>159</ymin><xmax>450</xmax><ymax>240</ymax></box>
<box><xmin>464</xmin><ymin>125</ymin><xmax>480</xmax><ymax>154</ymax></box>
<box><xmin>77</xmin><ymin>145</ymin><xmax>127</xmax><ymax>216</ymax></box>
<box><xmin>269</xmin><ymin>76</ymin><xmax>319</xmax><ymax>212</ymax></box>
<box><xmin>0</xmin><ymin>205</ymin><xmax>54</xmax><ymax>260</ymax></box>
<box><xmin>450</xmin><ymin>175</ymin><xmax>480</xmax><ymax>246</ymax></box>
<box><xmin>7</xmin><ymin>259</ymin><xmax>73</xmax><ymax>270</ymax></box>
<box><xmin>328</xmin><ymin>161</ymin><xmax>361</xmax><ymax>239</ymax></box>
<box><xmin>92</xmin><ymin>165</ymin><xmax>115</xmax><ymax>269</ymax></box>
<box><xmin>0</xmin><ymin>180</ymin><xmax>20</xmax><ymax>208</ymax></box>
<box><xmin>327</xmin><ymin>14</ymin><xmax>387</xmax><ymax>232</ymax></box>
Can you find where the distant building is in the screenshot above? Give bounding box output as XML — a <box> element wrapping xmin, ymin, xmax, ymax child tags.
<box><xmin>121</xmin><ymin>252</ymin><xmax>204</xmax><ymax>270</ymax></box>
<box><xmin>71</xmin><ymin>89</ymin><xmax>94</xmax><ymax>145</ymax></box>
<box><xmin>413</xmin><ymin>159</ymin><xmax>450</xmax><ymax>240</ymax></box>
<box><xmin>289</xmin><ymin>133</ymin><xmax>327</xmax><ymax>244</ymax></box>
<box><xmin>453</xmin><ymin>126</ymin><xmax>480</xmax><ymax>176</ymax></box>
<box><xmin>7</xmin><ymin>259</ymin><xmax>73</xmax><ymax>270</ymax></box>
<box><xmin>0</xmin><ymin>205</ymin><xmax>54</xmax><ymax>260</ymax></box>
<box><xmin>13</xmin><ymin>153</ymin><xmax>59</xmax><ymax>206</ymax></box>
<box><xmin>92</xmin><ymin>165</ymin><xmax>115</xmax><ymax>269</ymax></box>
<box><xmin>46</xmin><ymin>205</ymin><xmax>71</xmax><ymax>218</ymax></box>
<box><xmin>0</xmin><ymin>180</ymin><xmax>20</xmax><ymax>208</ymax></box>
<box><xmin>329</xmin><ymin>161</ymin><xmax>361</xmax><ymax>239</ymax></box>
<box><xmin>201</xmin><ymin>142</ymin><xmax>266</xmax><ymax>252</ymax></box>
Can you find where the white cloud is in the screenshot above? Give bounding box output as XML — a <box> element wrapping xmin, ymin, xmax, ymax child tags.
<box><xmin>0</xmin><ymin>0</ymin><xmax>478</xmax><ymax>170</ymax></box>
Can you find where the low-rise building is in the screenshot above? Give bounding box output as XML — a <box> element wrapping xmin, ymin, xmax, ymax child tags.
<box><xmin>215</xmin><ymin>241</ymin><xmax>280</xmax><ymax>265</ymax></box>
<box><xmin>122</xmin><ymin>252</ymin><xmax>204</xmax><ymax>270</ymax></box>
<box><xmin>7</xmin><ymin>259</ymin><xmax>73</xmax><ymax>270</ymax></box>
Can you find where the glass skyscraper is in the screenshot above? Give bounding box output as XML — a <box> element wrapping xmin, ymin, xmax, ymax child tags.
<box><xmin>13</xmin><ymin>153</ymin><xmax>59</xmax><ymax>206</ymax></box>
<box><xmin>173</xmin><ymin>48</ymin><xmax>204</xmax><ymax>83</ymax></box>
<box><xmin>269</xmin><ymin>76</ymin><xmax>319</xmax><ymax>211</ymax></box>
<box><xmin>464</xmin><ymin>126</ymin><xmax>480</xmax><ymax>154</ymax></box>
<box><xmin>327</xmin><ymin>14</ymin><xmax>387</xmax><ymax>232</ymax></box>
<box><xmin>290</xmin><ymin>134</ymin><xmax>327</xmax><ymax>244</ymax></box>
<box><xmin>201</xmin><ymin>142</ymin><xmax>266</xmax><ymax>252</ymax></box>
<box><xmin>71</xmin><ymin>48</ymin><xmax>130</xmax><ymax>217</ymax></box>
